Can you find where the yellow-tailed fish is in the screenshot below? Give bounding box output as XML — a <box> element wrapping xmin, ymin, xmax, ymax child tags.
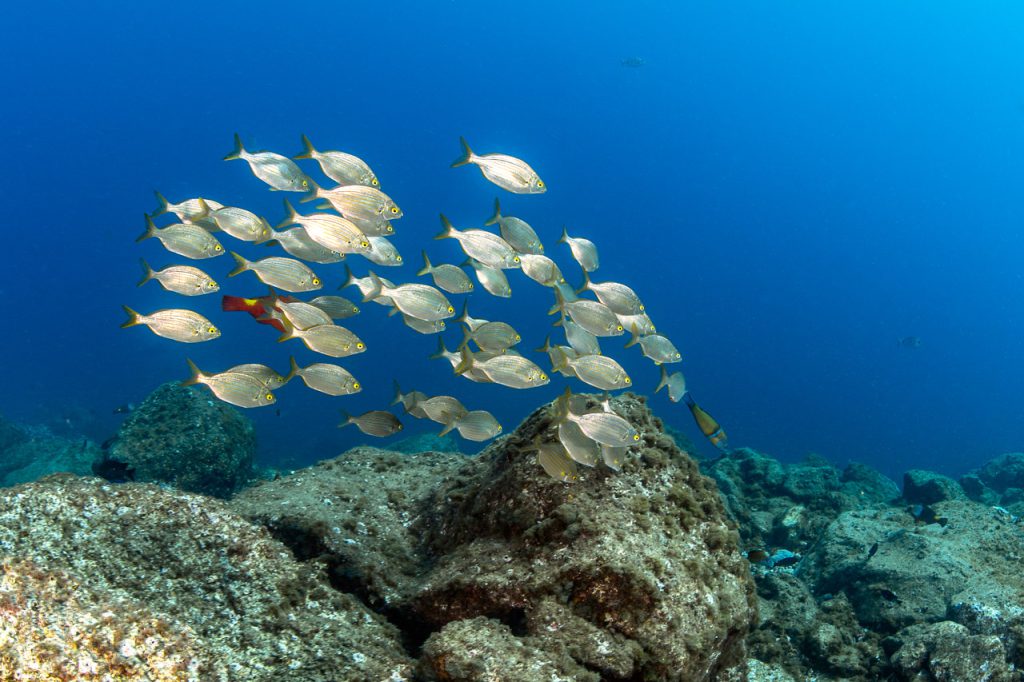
<box><xmin>278</xmin><ymin>321</ymin><xmax>365</xmax><ymax>358</ymax></box>
<box><xmin>302</xmin><ymin>180</ymin><xmax>401</xmax><ymax>221</ymax></box>
<box><xmin>559</xmin><ymin>227</ymin><xmax>599</xmax><ymax>272</ymax></box>
<box><xmin>277</xmin><ymin>200</ymin><xmax>370</xmax><ymax>255</ymax></box>
<box><xmin>535</xmin><ymin>442</ymin><xmax>579</xmax><ymax>482</ymax></box>
<box><xmin>550</xmin><ymin>290</ymin><xmax>623</xmax><ymax>337</ymax></box>
<box><xmin>364</xmin><ymin>235</ymin><xmax>403</xmax><ymax>267</ymax></box>
<box><xmin>552</xmin><ymin>353</ymin><xmax>631</xmax><ymax>391</ymax></box>
<box><xmin>294</xmin><ymin>134</ymin><xmax>379</xmax><ymax>187</ymax></box>
<box><xmin>453</xmin><ymin>347</ymin><xmax>549</xmax><ymax>389</ymax></box>
<box><xmin>577</xmin><ymin>271</ymin><xmax>643</xmax><ymax>315</ymax></box>
<box><xmin>182</xmin><ymin>360</ymin><xmax>275</xmax><ymax>408</ymax></box>
<box><xmin>617</xmin><ymin>312</ymin><xmax>656</xmax><ymax>336</ymax></box>
<box><xmin>288</xmin><ymin>357</ymin><xmax>361</xmax><ymax>396</ymax></box>
<box><xmin>224</xmin><ymin>133</ymin><xmax>311</xmax><ymax>192</ymax></box>
<box><xmin>558</xmin><ymin>420</ymin><xmax>600</xmax><ymax>467</ymax></box>
<box><xmin>625</xmin><ymin>326</ymin><xmax>681</xmax><ymax>364</ymax></box>
<box><xmin>655</xmin><ymin>366</ymin><xmax>687</xmax><ymax>403</ymax></box>
<box><xmin>152</xmin><ymin>191</ymin><xmax>223</xmax><ymax>228</ymax></box>
<box><xmin>342</xmin><ymin>266</ymin><xmax>395</xmax><ymax>307</ymax></box>
<box><xmin>224</xmin><ymin>363</ymin><xmax>290</xmax><ymax>390</ymax></box>
<box><xmin>484</xmin><ymin>198</ymin><xmax>544</xmax><ymax>254</ymax></box>
<box><xmin>265</xmin><ymin>226</ymin><xmax>345</xmax><ymax>264</ymax></box>
<box><xmin>228</xmin><ymin>252</ymin><xmax>322</xmax><ymax>293</ymax></box>
<box><xmin>441</xmin><ymin>410</ymin><xmax>502</xmax><ymax>442</ymax></box>
<box><xmin>435</xmin><ymin>214</ymin><xmax>520</xmax><ymax>270</ymax></box>
<box><xmin>339</xmin><ymin>410</ymin><xmax>403</xmax><ymax>437</ymax></box>
<box><xmin>465</xmin><ymin>258</ymin><xmax>512</xmax><ymax>297</ymax></box>
<box><xmin>121</xmin><ymin>305</ymin><xmax>219</xmax><ymax>343</ymax></box>
<box><xmin>209</xmin><ymin>204</ymin><xmax>272</xmax><ymax>243</ymax></box>
<box><xmin>391</xmin><ymin>381</ymin><xmax>429</xmax><ymax>418</ymax></box>
<box><xmin>137</xmin><ymin>259</ymin><xmax>218</xmax><ymax>296</ymax></box>
<box><xmin>451</xmin><ymin>137</ymin><xmax>546</xmax><ymax>194</ymax></box>
<box><xmin>276</xmin><ymin>300</ymin><xmax>333</xmax><ymax>330</ymax></box>
<box><xmin>519</xmin><ymin>254</ymin><xmax>564</xmax><ymax>287</ymax></box>
<box><xmin>461</xmin><ymin>320</ymin><xmax>520</xmax><ymax>353</ymax></box>
<box><xmin>402</xmin><ymin>314</ymin><xmax>446</xmax><ymax>335</ymax></box>
<box><xmin>136</xmin><ymin>215</ymin><xmax>224</xmax><ymax>259</ymax></box>
<box><xmin>364</xmin><ymin>273</ymin><xmax>454</xmax><ymax>322</ymax></box>
<box><xmin>308</xmin><ymin>295</ymin><xmax>360</xmax><ymax>320</ymax></box>
<box><xmin>417</xmin><ymin>252</ymin><xmax>474</xmax><ymax>294</ymax></box>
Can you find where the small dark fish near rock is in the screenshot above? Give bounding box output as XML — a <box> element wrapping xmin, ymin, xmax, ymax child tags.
<box><xmin>621</xmin><ymin>56</ymin><xmax>646</xmax><ymax>68</ymax></box>
<box><xmin>897</xmin><ymin>336</ymin><xmax>921</xmax><ymax>349</ymax></box>
<box><xmin>745</xmin><ymin>549</ymin><xmax>770</xmax><ymax>564</ymax></box>
<box><xmin>909</xmin><ymin>504</ymin><xmax>948</xmax><ymax>527</ymax></box>
<box><xmin>878</xmin><ymin>588</ymin><xmax>900</xmax><ymax>603</ymax></box>
<box><xmin>91</xmin><ymin>451</ymin><xmax>135</xmax><ymax>483</ymax></box>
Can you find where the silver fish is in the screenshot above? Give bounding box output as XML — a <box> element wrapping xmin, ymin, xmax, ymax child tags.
<box><xmin>308</xmin><ymin>295</ymin><xmax>360</xmax><ymax>320</ymax></box>
<box><xmin>277</xmin><ymin>200</ymin><xmax>371</xmax><ymax>255</ymax></box>
<box><xmin>209</xmin><ymin>205</ymin><xmax>272</xmax><ymax>243</ymax></box>
<box><xmin>225</xmin><ymin>363</ymin><xmax>290</xmax><ymax>390</ymax></box>
<box><xmin>566</xmin><ymin>409</ymin><xmax>639</xmax><ymax>447</ymax></box>
<box><xmin>364</xmin><ymin>235</ymin><xmax>403</xmax><ymax>267</ymax></box>
<box><xmin>225</xmin><ymin>133</ymin><xmax>311</xmax><ymax>192</ymax></box>
<box><xmin>289</xmin><ymin>357</ymin><xmax>361</xmax><ymax>396</ymax></box>
<box><xmin>465</xmin><ymin>258</ymin><xmax>512</xmax><ymax>297</ymax></box>
<box><xmin>339</xmin><ymin>410</ymin><xmax>403</xmax><ymax>437</ymax></box>
<box><xmin>391</xmin><ymin>382</ymin><xmax>429</xmax><ymax>418</ymax></box>
<box><xmin>294</xmin><ymin>134</ymin><xmax>379</xmax><ymax>187</ymax></box>
<box><xmin>519</xmin><ymin>254</ymin><xmax>564</xmax><ymax>287</ymax></box>
<box><xmin>276</xmin><ymin>300</ymin><xmax>333</xmax><ymax>330</ymax></box>
<box><xmin>454</xmin><ymin>347</ymin><xmax>549</xmax><ymax>389</ymax></box>
<box><xmin>265</xmin><ymin>226</ymin><xmax>345</xmax><ymax>264</ymax></box>
<box><xmin>303</xmin><ymin>180</ymin><xmax>402</xmax><ymax>221</ymax></box>
<box><xmin>402</xmin><ymin>314</ymin><xmax>446</xmax><ymax>335</ymax></box>
<box><xmin>559</xmin><ymin>227</ymin><xmax>599</xmax><ymax>272</ymax></box>
<box><xmin>278</xmin><ymin>322</ymin><xmax>365</xmax><ymax>358</ymax></box>
<box><xmin>137</xmin><ymin>259</ymin><xmax>218</xmax><ymax>296</ymax></box>
<box><xmin>550</xmin><ymin>292</ymin><xmax>623</xmax><ymax>337</ymax></box>
<box><xmin>451</xmin><ymin>137</ymin><xmax>546</xmax><ymax>194</ymax></box>
<box><xmin>554</xmin><ymin>353</ymin><xmax>632</xmax><ymax>391</ymax></box>
<box><xmin>625</xmin><ymin>327</ymin><xmax>681</xmax><ymax>364</ymax></box>
<box><xmin>416</xmin><ymin>396</ymin><xmax>468</xmax><ymax>425</ymax></box>
<box><xmin>655</xmin><ymin>366</ymin><xmax>687</xmax><ymax>403</ymax></box>
<box><xmin>183</xmin><ymin>360</ymin><xmax>275</xmax><ymax>408</ymax></box>
<box><xmin>577</xmin><ymin>272</ymin><xmax>643</xmax><ymax>315</ymax></box>
<box><xmin>365</xmin><ymin>274</ymin><xmax>454</xmax><ymax>322</ymax></box>
<box><xmin>152</xmin><ymin>191</ymin><xmax>224</xmax><ymax>227</ymax></box>
<box><xmin>462</xmin><ymin>320</ymin><xmax>521</xmax><ymax>353</ymax></box>
<box><xmin>558</xmin><ymin>316</ymin><xmax>602</xmax><ymax>356</ymax></box>
<box><xmin>228</xmin><ymin>252</ymin><xmax>322</xmax><ymax>293</ymax></box>
<box><xmin>535</xmin><ymin>442</ymin><xmax>579</xmax><ymax>482</ymax></box>
<box><xmin>317</xmin><ymin>207</ymin><xmax>394</xmax><ymax>237</ymax></box>
<box><xmin>484</xmin><ymin>199</ymin><xmax>544</xmax><ymax>254</ymax></box>
<box><xmin>602</xmin><ymin>445</ymin><xmax>629</xmax><ymax>471</ymax></box>
<box><xmin>121</xmin><ymin>306</ymin><xmax>219</xmax><ymax>343</ymax></box>
<box><xmin>441</xmin><ymin>410</ymin><xmax>502</xmax><ymax>442</ymax></box>
<box><xmin>558</xmin><ymin>420</ymin><xmax>600</xmax><ymax>467</ymax></box>
<box><xmin>429</xmin><ymin>340</ymin><xmax>492</xmax><ymax>384</ymax></box>
<box><xmin>436</xmin><ymin>215</ymin><xmax>520</xmax><ymax>270</ymax></box>
<box><xmin>137</xmin><ymin>216</ymin><xmax>224</xmax><ymax>259</ymax></box>
<box><xmin>535</xmin><ymin>337</ymin><xmax>578</xmax><ymax>378</ymax></box>
<box><xmin>617</xmin><ymin>312</ymin><xmax>656</xmax><ymax>336</ymax></box>
<box><xmin>342</xmin><ymin>267</ymin><xmax>395</xmax><ymax>307</ymax></box>
<box><xmin>417</xmin><ymin>252</ymin><xmax>474</xmax><ymax>294</ymax></box>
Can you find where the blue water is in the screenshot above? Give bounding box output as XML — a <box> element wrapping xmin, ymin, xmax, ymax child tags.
<box><xmin>3</xmin><ymin>2</ymin><xmax>1023</xmax><ymax>480</ymax></box>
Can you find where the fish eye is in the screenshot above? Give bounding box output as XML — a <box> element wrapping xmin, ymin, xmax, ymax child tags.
<box><xmin>386</xmin><ymin>225</ymin><xmax>394</xmax><ymax>233</ymax></box>
<box><xmin>312</xmin><ymin>277</ymin><xmax>321</xmax><ymax>286</ymax></box>
<box><xmin>352</xmin><ymin>382</ymin><xmax>361</xmax><ymax>390</ymax></box>
<box><xmin>537</xmin><ymin>180</ymin><xmax>544</xmax><ymax>188</ymax></box>
<box><xmin>396</xmin><ymin>256</ymin><xmax>403</xmax><ymax>263</ymax></box>
<box><xmin>447</xmin><ymin>306</ymin><xmax>454</xmax><ymax>313</ymax></box>
<box><xmin>514</xmin><ymin>335</ymin><xmax>521</xmax><ymax>341</ymax></box>
<box><xmin>371</xmin><ymin>178</ymin><xmax>379</xmax><ymax>186</ymax></box>
<box><xmin>633</xmin><ymin>433</ymin><xmax>641</xmax><ymax>441</ymax></box>
<box><xmin>616</xmin><ymin>325</ymin><xmax>623</xmax><ymax>332</ymax></box>
<box><xmin>540</xmin><ymin>373</ymin><xmax>548</xmax><ymax>381</ymax></box>
<box><xmin>207</xmin><ymin>326</ymin><xmax>217</xmax><ymax>334</ymax></box>
<box><xmin>625</xmin><ymin>377</ymin><xmax>632</xmax><ymax>384</ymax></box>
<box><xmin>206</xmin><ymin>281</ymin><xmax>216</xmax><ymax>288</ymax></box>
<box><xmin>301</xmin><ymin>179</ymin><xmax>309</xmax><ymax>187</ymax></box>
<box><xmin>266</xmin><ymin>393</ymin><xmax>273</xmax><ymax>400</ymax></box>
<box><xmin>390</xmin><ymin>206</ymin><xmax>399</xmax><ymax>214</ymax></box>
<box><xmin>513</xmin><ymin>256</ymin><xmax>520</xmax><ymax>263</ymax></box>
<box><xmin>639</xmin><ymin>304</ymin><xmax>645</xmax><ymax>311</ymax></box>
<box><xmin>215</xmin><ymin>245</ymin><xmax>223</xmax><ymax>251</ymax></box>
<box><xmin>356</xmin><ymin>342</ymin><xmax>365</xmax><ymax>349</ymax></box>
<box><xmin>361</xmin><ymin>241</ymin><xmax>370</xmax><ymax>248</ymax></box>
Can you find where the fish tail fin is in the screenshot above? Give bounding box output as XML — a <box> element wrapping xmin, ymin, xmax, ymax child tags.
<box><xmin>438</xmin><ymin>417</ymin><xmax>458</xmax><ymax>437</ymax></box>
<box><xmin>362</xmin><ymin>271</ymin><xmax>383</xmax><ymax>302</ymax></box>
<box><xmin>548</xmin><ymin>288</ymin><xmax>566</xmax><ymax>316</ymax></box>
<box><xmin>137</xmin><ymin>259</ymin><xmax>154</xmax><ymax>287</ymax></box>
<box><xmin>276</xmin><ymin>318</ymin><xmax>297</xmax><ymax>342</ymax></box>
<box><xmin>457</xmin><ymin>301</ymin><xmax>471</xmax><ymax>326</ymax></box>
<box><xmin>294</xmin><ymin>134</ymin><xmax>316</xmax><ymax>160</ymax></box>
<box><xmin>460</xmin><ymin>324</ymin><xmax>473</xmax><ymax>350</ymax></box>
<box><xmin>435</xmin><ymin>213</ymin><xmax>456</xmax><ymax>240</ymax></box>
<box><xmin>429</xmin><ymin>337</ymin><xmax>449</xmax><ymax>361</ymax></box>
<box><xmin>451</xmin><ymin>136</ymin><xmax>475</xmax><ymax>167</ymax></box>
<box><xmin>284</xmin><ymin>356</ymin><xmax>301</xmax><ymax>384</ymax></box>
<box><xmin>416</xmin><ymin>251</ymin><xmax>432</xmax><ymax>276</ymax></box>
<box><xmin>135</xmin><ymin>214</ymin><xmax>157</xmax><ymax>243</ymax></box>
<box><xmin>152</xmin><ymin>191</ymin><xmax>170</xmax><ymax>217</ymax></box>
<box><xmin>550</xmin><ymin>347</ymin><xmax>570</xmax><ymax>373</ymax></box>
<box><xmin>220</xmin><ymin>295</ymin><xmax>252</xmax><ymax>313</ymax></box>
<box><xmin>655</xmin><ymin>366</ymin><xmax>669</xmax><ymax>394</ymax></box>
<box><xmin>224</xmin><ymin>133</ymin><xmax>245</xmax><ymax>161</ymax></box>
<box><xmin>299</xmin><ymin>178</ymin><xmax>321</xmax><ymax>203</ymax></box>
<box><xmin>194</xmin><ymin>197</ymin><xmax>212</xmax><ymax>221</ymax></box>
<box><xmin>337</xmin><ymin>410</ymin><xmax>353</xmax><ymax>428</ymax></box>
<box><xmin>453</xmin><ymin>346</ymin><xmax>475</xmax><ymax>376</ymax></box>
<box><xmin>625</xmin><ymin>323</ymin><xmax>641</xmax><ymax>348</ymax></box>
<box><xmin>341</xmin><ymin>264</ymin><xmax>357</xmax><ymax>290</ymax></box>
<box><xmin>276</xmin><ymin>199</ymin><xmax>300</xmax><ymax>229</ymax></box>
<box><xmin>390</xmin><ymin>380</ymin><xmax>404</xmax><ymax>407</ymax></box>
<box><xmin>484</xmin><ymin>198</ymin><xmax>501</xmax><ymax>226</ymax></box>
<box><xmin>120</xmin><ymin>305</ymin><xmax>142</xmax><ymax>328</ymax></box>
<box><xmin>182</xmin><ymin>359</ymin><xmax>205</xmax><ymax>386</ymax></box>
<box><xmin>534</xmin><ymin>335</ymin><xmax>552</xmax><ymax>353</ymax></box>
<box><xmin>559</xmin><ymin>226</ymin><xmax>569</xmax><ymax>244</ymax></box>
<box><xmin>227</xmin><ymin>252</ymin><xmax>249</xmax><ymax>277</ymax></box>
<box><xmin>575</xmin><ymin>270</ymin><xmax>592</xmax><ymax>295</ymax></box>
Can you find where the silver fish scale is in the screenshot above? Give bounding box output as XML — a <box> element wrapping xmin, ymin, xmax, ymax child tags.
<box><xmin>200</xmin><ymin>372</ymin><xmax>274</xmax><ymax>408</ymax></box>
<box><xmin>248</xmin><ymin>257</ymin><xmax>320</xmax><ymax>292</ymax></box>
<box><xmin>243</xmin><ymin>151</ymin><xmax>310</xmax><ymax>192</ymax></box>
<box><xmin>476</xmin><ymin>155</ymin><xmax>538</xmax><ymax>192</ymax></box>
<box><xmin>143</xmin><ymin>309</ymin><xmax>216</xmax><ymax>341</ymax></box>
<box><xmin>452</xmin><ymin>230</ymin><xmax>519</xmax><ymax>269</ymax></box>
<box><xmin>271</xmin><ymin>227</ymin><xmax>344</xmax><ymax>263</ymax></box>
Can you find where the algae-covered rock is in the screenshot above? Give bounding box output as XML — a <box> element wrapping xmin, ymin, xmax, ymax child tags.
<box><xmin>889</xmin><ymin>621</ymin><xmax>1018</xmax><ymax>682</ymax></box>
<box><xmin>0</xmin><ymin>475</ymin><xmax>414</xmax><ymax>681</ymax></box>
<box><xmin>977</xmin><ymin>452</ymin><xmax>1024</xmax><ymax>493</ymax></box>
<box><xmin>902</xmin><ymin>469</ymin><xmax>966</xmax><ymax>504</ymax></box>
<box><xmin>109</xmin><ymin>381</ymin><xmax>256</xmax><ymax>498</ymax></box>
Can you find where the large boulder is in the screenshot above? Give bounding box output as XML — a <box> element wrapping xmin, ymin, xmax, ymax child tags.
<box><xmin>902</xmin><ymin>469</ymin><xmax>965</xmax><ymax>504</ymax></box>
<box><xmin>109</xmin><ymin>382</ymin><xmax>256</xmax><ymax>497</ymax></box>
<box><xmin>233</xmin><ymin>393</ymin><xmax>758</xmax><ymax>681</ymax></box>
<box><xmin>0</xmin><ymin>475</ymin><xmax>414</xmax><ymax>680</ymax></box>
<box><xmin>0</xmin><ymin>416</ymin><xmax>99</xmax><ymax>487</ymax></box>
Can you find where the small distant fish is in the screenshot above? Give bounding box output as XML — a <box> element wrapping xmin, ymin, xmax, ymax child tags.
<box><xmin>209</xmin><ymin>204</ymin><xmax>273</xmax><ymax>243</ymax></box>
<box><xmin>339</xmin><ymin>410</ymin><xmax>403</xmax><ymax>437</ymax></box>
<box><xmin>454</xmin><ymin>347</ymin><xmax>549</xmax><ymax>389</ymax></box>
<box><xmin>577</xmin><ymin>272</ymin><xmax>643</xmax><ymax>315</ymax></box>
<box><xmin>484</xmin><ymin>199</ymin><xmax>544</xmax><ymax>254</ymax></box>
<box><xmin>288</xmin><ymin>357</ymin><xmax>361</xmax><ymax>396</ymax></box>
<box><xmin>625</xmin><ymin>326</ymin><xmax>681</xmax><ymax>364</ymax></box>
<box><xmin>364</xmin><ymin>235</ymin><xmax>404</xmax><ymax>267</ymax></box>
<box><xmin>112</xmin><ymin>403</ymin><xmax>135</xmax><ymax>415</ymax></box>
<box><xmin>225</xmin><ymin>363</ymin><xmax>290</xmax><ymax>390</ymax></box>
<box><xmin>225</xmin><ymin>133</ymin><xmax>311</xmax><ymax>192</ymax></box>
<box><xmin>655</xmin><ymin>366</ymin><xmax>687</xmax><ymax>403</ymax></box>
<box><xmin>465</xmin><ymin>258</ymin><xmax>512</xmax><ymax>297</ymax></box>
<box><xmin>136</xmin><ymin>215</ymin><xmax>224</xmax><ymax>259</ymax></box>
<box><xmin>418</xmin><ymin>252</ymin><xmax>474</xmax><ymax>294</ymax></box>
<box><xmin>451</xmin><ymin>137</ymin><xmax>546</xmax><ymax>194</ymax></box>
<box><xmin>897</xmin><ymin>336</ymin><xmax>922</xmax><ymax>349</ymax></box>
<box><xmin>228</xmin><ymin>252</ymin><xmax>322</xmax><ymax>292</ymax></box>
<box><xmin>302</xmin><ymin>180</ymin><xmax>402</xmax><ymax>221</ymax></box>
<box><xmin>137</xmin><ymin>259</ymin><xmax>218</xmax><ymax>296</ymax></box>
<box><xmin>621</xmin><ymin>56</ymin><xmax>645</xmax><ymax>68</ymax></box>
<box><xmin>278</xmin><ymin>321</ymin><xmax>365</xmax><ymax>358</ymax></box>
<box><xmin>152</xmin><ymin>191</ymin><xmax>224</xmax><ymax>227</ymax></box>
<box><xmin>265</xmin><ymin>226</ymin><xmax>345</xmax><ymax>264</ymax></box>
<box><xmin>559</xmin><ymin>227</ymin><xmax>599</xmax><ymax>272</ymax></box>
<box><xmin>745</xmin><ymin>549</ymin><xmax>770</xmax><ymax>564</ymax></box>
<box><xmin>294</xmin><ymin>134</ymin><xmax>379</xmax><ymax>187</ymax></box>
<box><xmin>534</xmin><ymin>441</ymin><xmax>579</xmax><ymax>482</ymax></box>
<box><xmin>442</xmin><ymin>409</ymin><xmax>502</xmax><ymax>441</ymax></box>
<box><xmin>436</xmin><ymin>214</ymin><xmax>521</xmax><ymax>270</ymax></box>
<box><xmin>182</xmin><ymin>359</ymin><xmax>276</xmax><ymax>408</ymax></box>
<box><xmin>308</xmin><ymin>295</ymin><xmax>360</xmax><ymax>320</ymax></box>
<box><xmin>121</xmin><ymin>305</ymin><xmax>219</xmax><ymax>343</ymax></box>
<box><xmin>909</xmin><ymin>504</ymin><xmax>948</xmax><ymax>527</ymax></box>
<box><xmin>364</xmin><ymin>273</ymin><xmax>455</xmax><ymax>322</ymax></box>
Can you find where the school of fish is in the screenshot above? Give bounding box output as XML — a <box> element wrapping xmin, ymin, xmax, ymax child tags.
<box><xmin>124</xmin><ymin>134</ymin><xmax>691</xmax><ymax>479</ymax></box>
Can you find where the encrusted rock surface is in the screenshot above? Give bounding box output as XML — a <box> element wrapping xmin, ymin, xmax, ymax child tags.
<box><xmin>234</xmin><ymin>392</ymin><xmax>758</xmax><ymax>681</ymax></box>
<box><xmin>902</xmin><ymin>469</ymin><xmax>966</xmax><ymax>504</ymax></box>
<box><xmin>109</xmin><ymin>381</ymin><xmax>256</xmax><ymax>498</ymax></box>
<box><xmin>0</xmin><ymin>475</ymin><xmax>414</xmax><ymax>681</ymax></box>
